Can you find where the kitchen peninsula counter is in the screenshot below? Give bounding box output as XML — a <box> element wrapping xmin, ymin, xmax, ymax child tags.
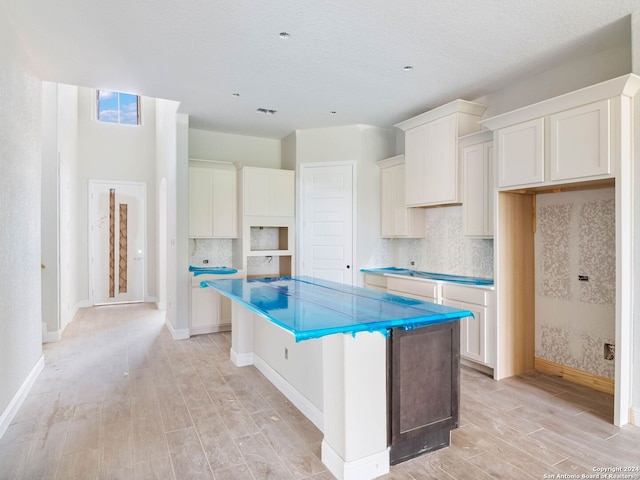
<box><xmin>202</xmin><ymin>276</ymin><xmax>472</xmax><ymax>480</ymax></box>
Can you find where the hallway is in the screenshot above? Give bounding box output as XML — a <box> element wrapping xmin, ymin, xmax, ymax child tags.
<box><xmin>0</xmin><ymin>304</ymin><xmax>639</xmax><ymax>479</ymax></box>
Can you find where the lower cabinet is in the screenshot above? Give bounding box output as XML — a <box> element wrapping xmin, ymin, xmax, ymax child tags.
<box><xmin>442</xmin><ymin>284</ymin><xmax>495</xmax><ymax>368</ymax></box>
<box><xmin>386</xmin><ymin>276</ymin><xmax>440</xmax><ymax>303</ymax></box>
<box><xmin>190</xmin><ymin>286</ymin><xmax>231</xmax><ymax>334</ymax></box>
<box><xmin>363</xmin><ymin>273</ymin><xmax>388</xmax><ymax>292</ymax></box>
<box><xmin>189</xmin><ymin>273</ymin><xmax>244</xmax><ymax>335</ymax></box>
<box><xmin>388</xmin><ymin>321</ymin><xmax>460</xmax><ymax>464</ymax></box>
<box><xmin>365</xmin><ymin>274</ymin><xmax>495</xmax><ymax>371</ymax></box>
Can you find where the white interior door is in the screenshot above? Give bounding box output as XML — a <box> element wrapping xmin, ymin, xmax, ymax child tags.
<box><xmin>90</xmin><ymin>181</ymin><xmax>146</xmax><ymax>305</ymax></box>
<box><xmin>301</xmin><ymin>163</ymin><xmax>354</xmax><ymax>285</ymax></box>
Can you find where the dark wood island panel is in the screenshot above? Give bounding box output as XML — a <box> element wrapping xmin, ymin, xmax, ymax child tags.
<box><xmin>388</xmin><ymin>320</ymin><xmax>460</xmax><ymax>465</ymax></box>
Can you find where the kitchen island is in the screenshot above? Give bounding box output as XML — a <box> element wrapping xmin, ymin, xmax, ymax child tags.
<box><xmin>202</xmin><ymin>276</ymin><xmax>473</xmax><ymax>480</ymax></box>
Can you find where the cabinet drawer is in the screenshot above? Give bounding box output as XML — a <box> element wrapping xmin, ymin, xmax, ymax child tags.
<box><xmin>442</xmin><ymin>284</ymin><xmax>488</xmax><ymax>305</ymax></box>
<box><xmin>364</xmin><ymin>274</ymin><xmax>387</xmax><ymax>289</ymax></box>
<box><xmin>387</xmin><ymin>277</ymin><xmax>439</xmax><ymax>300</ymax></box>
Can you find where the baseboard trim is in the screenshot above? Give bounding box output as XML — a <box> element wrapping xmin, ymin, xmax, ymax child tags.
<box><xmin>534</xmin><ymin>357</ymin><xmax>615</xmax><ymax>395</ymax></box>
<box><xmin>230</xmin><ymin>349</ymin><xmax>254</xmax><ymax>367</ymax></box>
<box><xmin>76</xmin><ymin>300</ymin><xmax>92</xmax><ymax>309</ymax></box>
<box><xmin>460</xmin><ymin>357</ymin><xmax>494</xmax><ymax>377</ymax></box>
<box><xmin>321</xmin><ymin>440</ymin><xmax>389</xmax><ymax>480</ymax></box>
<box><xmin>166</xmin><ymin>320</ymin><xmax>190</xmax><ymax>340</ymax></box>
<box><xmin>252</xmin><ymin>353</ymin><xmax>324</xmax><ymax>432</ymax></box>
<box><xmin>42</xmin><ymin>329</ymin><xmax>61</xmax><ymax>343</ymax></box>
<box><xmin>189</xmin><ymin>324</ymin><xmax>231</xmax><ymax>336</ymax></box>
<box><xmin>0</xmin><ymin>355</ymin><xmax>44</xmax><ymax>440</ymax></box>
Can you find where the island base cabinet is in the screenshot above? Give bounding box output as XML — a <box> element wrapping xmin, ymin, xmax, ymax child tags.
<box><xmin>388</xmin><ymin>321</ymin><xmax>460</xmax><ymax>465</ymax></box>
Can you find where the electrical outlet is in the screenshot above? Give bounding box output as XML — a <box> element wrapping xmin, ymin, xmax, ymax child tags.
<box><xmin>410</xmin><ymin>261</ymin><xmax>415</xmax><ymax>266</ymax></box>
<box><xmin>203</xmin><ymin>259</ymin><xmax>209</xmax><ymax>264</ymax></box>
<box><xmin>604</xmin><ymin>343</ymin><xmax>614</xmax><ymax>361</ymax></box>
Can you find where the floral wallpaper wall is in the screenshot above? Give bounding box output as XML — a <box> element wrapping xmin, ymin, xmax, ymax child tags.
<box><xmin>392</xmin><ymin>206</ymin><xmax>494</xmax><ymax>279</ymax></box>
<box><xmin>535</xmin><ymin>188</ymin><xmax>615</xmax><ymax>379</ymax></box>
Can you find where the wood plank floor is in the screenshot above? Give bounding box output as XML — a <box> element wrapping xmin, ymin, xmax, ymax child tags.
<box><xmin>1</xmin><ymin>303</ymin><xmax>638</xmax><ymax>479</ymax></box>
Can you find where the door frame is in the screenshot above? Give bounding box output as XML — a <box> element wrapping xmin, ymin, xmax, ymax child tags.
<box><xmin>88</xmin><ymin>179</ymin><xmax>147</xmax><ymax>306</ymax></box>
<box><xmin>298</xmin><ymin>161</ymin><xmax>356</xmax><ymax>284</ymax></box>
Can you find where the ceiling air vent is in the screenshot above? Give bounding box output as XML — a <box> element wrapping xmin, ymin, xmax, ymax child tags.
<box><xmin>256</xmin><ymin>108</ymin><xmax>277</xmax><ymax>115</ymax></box>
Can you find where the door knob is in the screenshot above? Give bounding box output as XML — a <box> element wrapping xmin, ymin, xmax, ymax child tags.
<box><xmin>346</xmin><ymin>265</ymin><xmax>350</xmax><ymax>269</ymax></box>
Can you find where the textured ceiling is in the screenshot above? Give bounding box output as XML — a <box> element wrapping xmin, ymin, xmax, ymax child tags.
<box><xmin>3</xmin><ymin>0</ymin><xmax>640</xmax><ymax>139</ymax></box>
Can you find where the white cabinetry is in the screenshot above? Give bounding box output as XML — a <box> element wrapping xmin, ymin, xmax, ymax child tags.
<box><xmin>460</xmin><ymin>131</ymin><xmax>493</xmax><ymax>237</ymax></box>
<box><xmin>482</xmin><ymin>76</ymin><xmax>638</xmax><ymax>190</ymax></box>
<box><xmin>189</xmin><ymin>272</ymin><xmax>244</xmax><ymax>335</ymax></box>
<box><xmin>188</xmin><ymin>161</ymin><xmax>237</xmax><ymax>238</ymax></box>
<box><xmin>395</xmin><ymin>100</ymin><xmax>487</xmax><ymax>207</ymax></box>
<box><xmin>378</xmin><ymin>155</ymin><xmax>424</xmax><ymax>238</ymax></box>
<box><xmin>442</xmin><ymin>284</ymin><xmax>495</xmax><ymax>368</ymax></box>
<box><xmin>550</xmin><ymin>100</ymin><xmax>610</xmax><ymax>181</ymax></box>
<box><xmin>496</xmin><ymin>118</ymin><xmax>544</xmax><ymax>188</ymax></box>
<box><xmin>386</xmin><ymin>276</ymin><xmax>440</xmax><ymax>304</ymax></box>
<box><xmin>363</xmin><ymin>273</ymin><xmax>387</xmax><ymax>293</ymax></box>
<box><xmin>235</xmin><ymin>167</ymin><xmax>296</xmax><ymax>277</ymax></box>
<box><xmin>243</xmin><ymin>167</ymin><xmax>295</xmax><ymax>217</ymax></box>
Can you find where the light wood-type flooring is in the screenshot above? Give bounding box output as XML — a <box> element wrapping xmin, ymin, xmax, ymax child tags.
<box><xmin>1</xmin><ymin>303</ymin><xmax>639</xmax><ymax>479</ymax></box>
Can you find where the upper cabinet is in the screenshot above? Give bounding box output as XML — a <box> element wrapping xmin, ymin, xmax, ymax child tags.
<box><xmin>395</xmin><ymin>100</ymin><xmax>487</xmax><ymax>207</ymax></box>
<box><xmin>482</xmin><ymin>74</ymin><xmax>640</xmax><ymax>190</ymax></box>
<box><xmin>188</xmin><ymin>160</ymin><xmax>237</xmax><ymax>238</ymax></box>
<box><xmin>243</xmin><ymin>167</ymin><xmax>295</xmax><ymax>217</ymax></box>
<box><xmin>495</xmin><ymin>118</ymin><xmax>544</xmax><ymax>188</ymax></box>
<box><xmin>460</xmin><ymin>131</ymin><xmax>493</xmax><ymax>238</ymax></box>
<box><xmin>549</xmin><ymin>99</ymin><xmax>610</xmax><ymax>182</ymax></box>
<box><xmin>378</xmin><ymin>155</ymin><xmax>425</xmax><ymax>238</ymax></box>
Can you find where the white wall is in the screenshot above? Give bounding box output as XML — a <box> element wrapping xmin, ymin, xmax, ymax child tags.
<box><xmin>155</xmin><ymin>99</ymin><xmax>183</xmax><ymax>334</ymax></box>
<box><xmin>76</xmin><ymin>87</ymin><xmax>158</xmax><ymax>303</ymax></box>
<box><xmin>41</xmin><ymin>82</ymin><xmax>79</xmax><ymax>340</ymax></box>
<box><xmin>0</xmin><ymin>10</ymin><xmax>44</xmax><ymax>428</ymax></box>
<box><xmin>189</xmin><ymin>129</ymin><xmax>281</xmax><ymax>168</ymax></box>
<box><xmin>477</xmin><ymin>32</ymin><xmax>631</xmax><ymax>119</ymax></box>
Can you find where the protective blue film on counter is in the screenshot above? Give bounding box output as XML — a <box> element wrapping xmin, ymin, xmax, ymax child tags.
<box><xmin>189</xmin><ymin>265</ymin><xmax>238</xmax><ymax>276</ymax></box>
<box><xmin>201</xmin><ymin>276</ymin><xmax>473</xmax><ymax>342</ymax></box>
<box><xmin>361</xmin><ymin>267</ymin><xmax>494</xmax><ymax>286</ymax></box>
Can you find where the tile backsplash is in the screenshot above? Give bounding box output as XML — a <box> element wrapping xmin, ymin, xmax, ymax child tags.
<box><xmin>392</xmin><ymin>206</ymin><xmax>494</xmax><ymax>279</ymax></box>
<box><xmin>189</xmin><ymin>238</ymin><xmax>233</xmax><ymax>267</ymax></box>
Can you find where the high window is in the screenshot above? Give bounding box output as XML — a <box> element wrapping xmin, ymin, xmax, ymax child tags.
<box><xmin>96</xmin><ymin>90</ymin><xmax>140</xmax><ymax>125</ymax></box>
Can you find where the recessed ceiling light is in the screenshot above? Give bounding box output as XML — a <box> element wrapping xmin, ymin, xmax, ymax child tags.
<box><xmin>403</xmin><ymin>65</ymin><xmax>414</xmax><ymax>71</ymax></box>
<box><xmin>279</xmin><ymin>32</ymin><xmax>291</xmax><ymax>39</ymax></box>
<box><xmin>256</xmin><ymin>108</ymin><xmax>277</xmax><ymax>115</ymax></box>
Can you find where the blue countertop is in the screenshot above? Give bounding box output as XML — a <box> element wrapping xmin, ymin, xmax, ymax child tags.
<box><xmin>201</xmin><ymin>276</ymin><xmax>473</xmax><ymax>342</ymax></box>
<box><xmin>361</xmin><ymin>267</ymin><xmax>494</xmax><ymax>286</ymax></box>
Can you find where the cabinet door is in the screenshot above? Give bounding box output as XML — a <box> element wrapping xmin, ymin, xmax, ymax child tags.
<box><xmin>550</xmin><ymin>99</ymin><xmax>610</xmax><ymax>181</ymax></box>
<box><xmin>380</xmin><ymin>166</ymin><xmax>395</xmax><ymax>237</ymax></box>
<box><xmin>404</xmin><ymin>124</ymin><xmax>427</xmax><ymax>207</ymax></box>
<box><xmin>244</xmin><ymin>168</ymin><xmax>271</xmax><ymax>216</ymax></box>
<box><xmin>424</xmin><ymin>113</ymin><xmax>459</xmax><ymax>204</ymax></box>
<box><xmin>211</xmin><ymin>168</ymin><xmax>237</xmax><ymax>237</ymax></box>
<box><xmin>270</xmin><ymin>169</ymin><xmax>295</xmax><ymax>216</ymax></box>
<box><xmin>462</xmin><ymin>141</ymin><xmax>493</xmax><ymax>237</ymax></box>
<box><xmin>497</xmin><ymin>118</ymin><xmax>544</xmax><ymax>188</ymax></box>
<box><xmin>188</xmin><ymin>166</ymin><xmax>213</xmax><ymax>237</ymax></box>
<box><xmin>442</xmin><ymin>299</ymin><xmax>486</xmax><ymax>365</ymax></box>
<box><xmin>191</xmin><ymin>287</ymin><xmax>221</xmax><ymax>333</ymax></box>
